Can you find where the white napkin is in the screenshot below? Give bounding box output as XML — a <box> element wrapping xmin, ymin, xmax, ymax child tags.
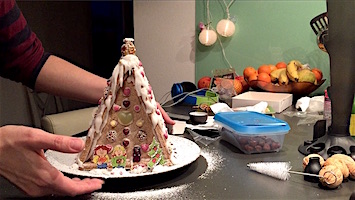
<box><xmin>233</xmin><ymin>101</ymin><xmax>269</xmax><ymax>114</ymax></box>
<box><xmin>210</xmin><ymin>102</ymin><xmax>234</xmax><ymax>114</ymax></box>
<box><xmin>295</xmin><ymin>96</ymin><xmax>324</xmax><ymax>113</ymax></box>
<box><xmin>295</xmin><ymin>97</ymin><xmax>311</xmax><ymax>112</ymax></box>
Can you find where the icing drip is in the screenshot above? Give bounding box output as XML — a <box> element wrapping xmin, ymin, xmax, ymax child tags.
<box><xmin>94</xmin><ymin>105</ymin><xmax>105</xmax><ymax>133</ymax></box>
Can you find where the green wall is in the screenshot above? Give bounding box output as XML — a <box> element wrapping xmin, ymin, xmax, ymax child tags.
<box><xmin>195</xmin><ymin>0</ymin><xmax>329</xmax><ymax>95</ymax></box>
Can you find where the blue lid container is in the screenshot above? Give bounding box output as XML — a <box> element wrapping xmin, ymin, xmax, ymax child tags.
<box><xmin>214</xmin><ymin>111</ymin><xmax>290</xmax><ymax>154</ymax></box>
<box><xmin>214</xmin><ymin>111</ymin><xmax>290</xmax><ymax>135</ymax></box>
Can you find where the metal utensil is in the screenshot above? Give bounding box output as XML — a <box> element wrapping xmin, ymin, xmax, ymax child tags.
<box><xmin>310</xmin><ymin>12</ymin><xmax>328</xmax><ymax>52</ymax></box>
<box><xmin>310</xmin><ymin>12</ymin><xmax>328</xmax><ymax>35</ymax></box>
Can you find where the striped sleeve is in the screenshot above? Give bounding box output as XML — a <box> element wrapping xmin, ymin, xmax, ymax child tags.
<box><xmin>0</xmin><ymin>0</ymin><xmax>51</xmax><ymax>89</ymax></box>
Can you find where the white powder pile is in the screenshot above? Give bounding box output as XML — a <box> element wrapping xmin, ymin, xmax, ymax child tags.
<box><xmin>91</xmin><ymin>184</ymin><xmax>191</xmax><ymax>200</ymax></box>
<box><xmin>198</xmin><ymin>147</ymin><xmax>225</xmax><ymax>179</ymax></box>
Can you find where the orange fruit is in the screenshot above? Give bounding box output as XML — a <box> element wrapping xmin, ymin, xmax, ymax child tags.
<box><xmin>257</xmin><ymin>72</ymin><xmax>271</xmax><ymax>83</ymax></box>
<box><xmin>311</xmin><ymin>68</ymin><xmax>323</xmax><ymax>82</ymax></box>
<box><xmin>248</xmin><ymin>73</ymin><xmax>258</xmax><ymax>82</ymax></box>
<box><xmin>235</xmin><ymin>76</ymin><xmax>249</xmax><ymax>92</ymax></box>
<box><xmin>258</xmin><ymin>64</ymin><xmax>272</xmax><ymax>75</ymax></box>
<box><xmin>197</xmin><ymin>76</ymin><xmax>211</xmax><ymax>89</ymax></box>
<box><xmin>234</xmin><ymin>79</ymin><xmax>243</xmax><ymax>95</ymax></box>
<box><xmin>243</xmin><ymin>66</ymin><xmax>257</xmax><ymax>79</ymax></box>
<box><xmin>269</xmin><ymin>64</ymin><xmax>277</xmax><ymax>72</ymax></box>
<box><xmin>275</xmin><ymin>61</ymin><xmax>287</xmax><ymax>69</ymax></box>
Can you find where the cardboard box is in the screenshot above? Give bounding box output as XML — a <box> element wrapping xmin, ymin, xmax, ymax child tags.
<box><xmin>232</xmin><ymin>91</ymin><xmax>292</xmax><ymax>113</ymax></box>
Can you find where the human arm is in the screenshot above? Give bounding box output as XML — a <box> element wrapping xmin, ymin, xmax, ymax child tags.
<box><xmin>34</xmin><ymin>55</ymin><xmax>107</xmax><ymax>104</ymax></box>
<box><xmin>0</xmin><ymin>125</ymin><xmax>104</xmax><ymax>197</ymax></box>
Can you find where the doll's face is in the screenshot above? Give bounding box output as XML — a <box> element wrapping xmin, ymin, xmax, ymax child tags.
<box><xmin>114</xmin><ymin>149</ymin><xmax>122</xmax><ymax>156</ymax></box>
<box><xmin>96</xmin><ymin>148</ymin><xmax>107</xmax><ymax>157</ymax></box>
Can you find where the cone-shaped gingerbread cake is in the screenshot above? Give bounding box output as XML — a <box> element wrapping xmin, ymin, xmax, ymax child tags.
<box><xmin>77</xmin><ymin>38</ymin><xmax>172</xmax><ymax>172</ymax></box>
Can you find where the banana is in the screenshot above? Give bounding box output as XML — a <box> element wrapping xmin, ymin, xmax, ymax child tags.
<box><xmin>278</xmin><ymin>69</ymin><xmax>289</xmax><ymax>85</ymax></box>
<box><xmin>286</xmin><ymin>60</ymin><xmax>302</xmax><ymax>82</ymax></box>
<box><xmin>298</xmin><ymin>69</ymin><xmax>316</xmax><ymax>84</ymax></box>
<box><xmin>270</xmin><ymin>68</ymin><xmax>285</xmax><ymax>83</ymax></box>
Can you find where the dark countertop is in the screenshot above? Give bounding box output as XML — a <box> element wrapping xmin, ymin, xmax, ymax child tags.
<box><xmin>1</xmin><ymin>106</ymin><xmax>354</xmax><ymax>199</ymax></box>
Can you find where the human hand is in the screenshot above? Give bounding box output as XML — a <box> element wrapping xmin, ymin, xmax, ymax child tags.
<box><xmin>157</xmin><ymin>102</ymin><xmax>175</xmax><ymax>125</ymax></box>
<box><xmin>0</xmin><ymin>125</ymin><xmax>104</xmax><ymax>197</ymax></box>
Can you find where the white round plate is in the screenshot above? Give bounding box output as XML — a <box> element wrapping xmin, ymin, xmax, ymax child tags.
<box><xmin>45</xmin><ymin>135</ymin><xmax>200</xmax><ymax>178</ymax></box>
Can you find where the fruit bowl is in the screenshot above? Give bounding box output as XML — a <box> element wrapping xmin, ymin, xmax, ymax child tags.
<box><xmin>246</xmin><ymin>79</ymin><xmax>326</xmax><ymax>96</ymax></box>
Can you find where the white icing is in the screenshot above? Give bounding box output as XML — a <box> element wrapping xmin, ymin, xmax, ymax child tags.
<box><xmin>152</xmin><ymin>165</ymin><xmax>169</xmax><ymax>173</ymax></box>
<box><xmin>131</xmin><ymin>165</ymin><xmax>148</xmax><ymax>174</ymax></box>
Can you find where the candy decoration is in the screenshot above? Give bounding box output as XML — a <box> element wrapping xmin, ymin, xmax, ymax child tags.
<box><xmin>141</xmin><ymin>144</ymin><xmax>149</xmax><ymax>152</ymax></box>
<box><xmin>106</xmin><ymin>130</ymin><xmax>118</xmax><ymax>142</ymax></box>
<box><xmin>123</xmin><ymin>87</ymin><xmax>131</xmax><ymax>96</ymax></box>
<box><xmin>113</xmin><ymin>104</ymin><xmax>121</xmax><ymax>112</ymax></box>
<box><xmin>123</xmin><ymin>127</ymin><xmax>130</xmax><ymax>135</ymax></box>
<box><xmin>103</xmin><ymin>88</ymin><xmax>109</xmax><ymax>98</ymax></box>
<box><xmin>122</xmin><ymin>139</ymin><xmax>130</xmax><ymax>147</ymax></box>
<box><xmin>147</xmin><ymin>137</ymin><xmax>165</xmax><ymax>169</ymax></box>
<box><xmin>136</xmin><ymin>119</ymin><xmax>144</xmax><ymax>128</ymax></box>
<box><xmin>137</xmin><ymin>130</ymin><xmax>147</xmax><ymax>141</ymax></box>
<box><xmin>134</xmin><ymin>105</ymin><xmax>141</xmax><ymax>113</ymax></box>
<box><xmin>110</xmin><ymin>120</ymin><xmax>118</xmax><ymax>128</ymax></box>
<box><xmin>93</xmin><ymin>144</ymin><xmax>112</xmax><ymax>169</ymax></box>
<box><xmin>122</xmin><ymin>99</ymin><xmax>130</xmax><ymax>108</ymax></box>
<box><xmin>133</xmin><ymin>146</ymin><xmax>141</xmax><ymax>162</ymax></box>
<box><xmin>111</xmin><ymin>145</ymin><xmax>127</xmax><ymax>168</ymax></box>
<box><xmin>117</xmin><ymin>111</ymin><xmax>133</xmax><ymax>125</ymax></box>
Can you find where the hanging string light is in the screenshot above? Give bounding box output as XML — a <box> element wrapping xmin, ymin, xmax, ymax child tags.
<box><xmin>216</xmin><ymin>0</ymin><xmax>236</xmax><ymax>37</ymax></box>
<box><xmin>199</xmin><ymin>0</ymin><xmax>217</xmax><ymax>46</ymax></box>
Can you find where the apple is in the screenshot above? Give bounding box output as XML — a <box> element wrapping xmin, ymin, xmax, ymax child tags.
<box><xmin>235</xmin><ymin>76</ymin><xmax>249</xmax><ymax>92</ymax></box>
<box><xmin>311</xmin><ymin>68</ymin><xmax>323</xmax><ymax>83</ymax></box>
<box><xmin>197</xmin><ymin>76</ymin><xmax>212</xmax><ymax>89</ymax></box>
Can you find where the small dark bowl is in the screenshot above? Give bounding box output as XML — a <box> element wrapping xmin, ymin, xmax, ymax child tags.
<box><xmin>189</xmin><ymin>112</ymin><xmax>208</xmax><ymax>124</ymax></box>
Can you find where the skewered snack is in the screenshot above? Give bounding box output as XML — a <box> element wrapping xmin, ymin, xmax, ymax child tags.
<box><xmin>323</xmin><ymin>157</ymin><xmax>350</xmax><ymax>179</ymax></box>
<box><xmin>319</xmin><ymin>165</ymin><xmax>343</xmax><ymax>189</ymax></box>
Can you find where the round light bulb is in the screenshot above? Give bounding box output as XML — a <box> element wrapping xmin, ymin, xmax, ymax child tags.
<box><xmin>216</xmin><ymin>19</ymin><xmax>235</xmax><ymax>37</ymax></box>
<box><xmin>198</xmin><ymin>29</ymin><xmax>217</xmax><ymax>46</ymax></box>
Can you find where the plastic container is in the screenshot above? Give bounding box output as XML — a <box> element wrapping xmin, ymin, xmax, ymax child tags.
<box><xmin>214</xmin><ymin>111</ymin><xmax>290</xmax><ymax>154</ymax></box>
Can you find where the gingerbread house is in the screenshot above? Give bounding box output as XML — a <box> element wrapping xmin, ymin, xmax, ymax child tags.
<box><xmin>77</xmin><ymin>38</ymin><xmax>172</xmax><ymax>172</ymax></box>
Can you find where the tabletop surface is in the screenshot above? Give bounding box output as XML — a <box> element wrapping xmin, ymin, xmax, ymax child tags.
<box><xmin>1</xmin><ymin>106</ymin><xmax>354</xmax><ymax>200</ymax></box>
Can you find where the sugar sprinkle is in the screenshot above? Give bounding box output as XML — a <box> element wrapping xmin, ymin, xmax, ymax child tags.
<box><xmin>198</xmin><ymin>147</ymin><xmax>225</xmax><ymax>179</ymax></box>
<box><xmin>91</xmin><ymin>184</ymin><xmax>191</xmax><ymax>200</ymax></box>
